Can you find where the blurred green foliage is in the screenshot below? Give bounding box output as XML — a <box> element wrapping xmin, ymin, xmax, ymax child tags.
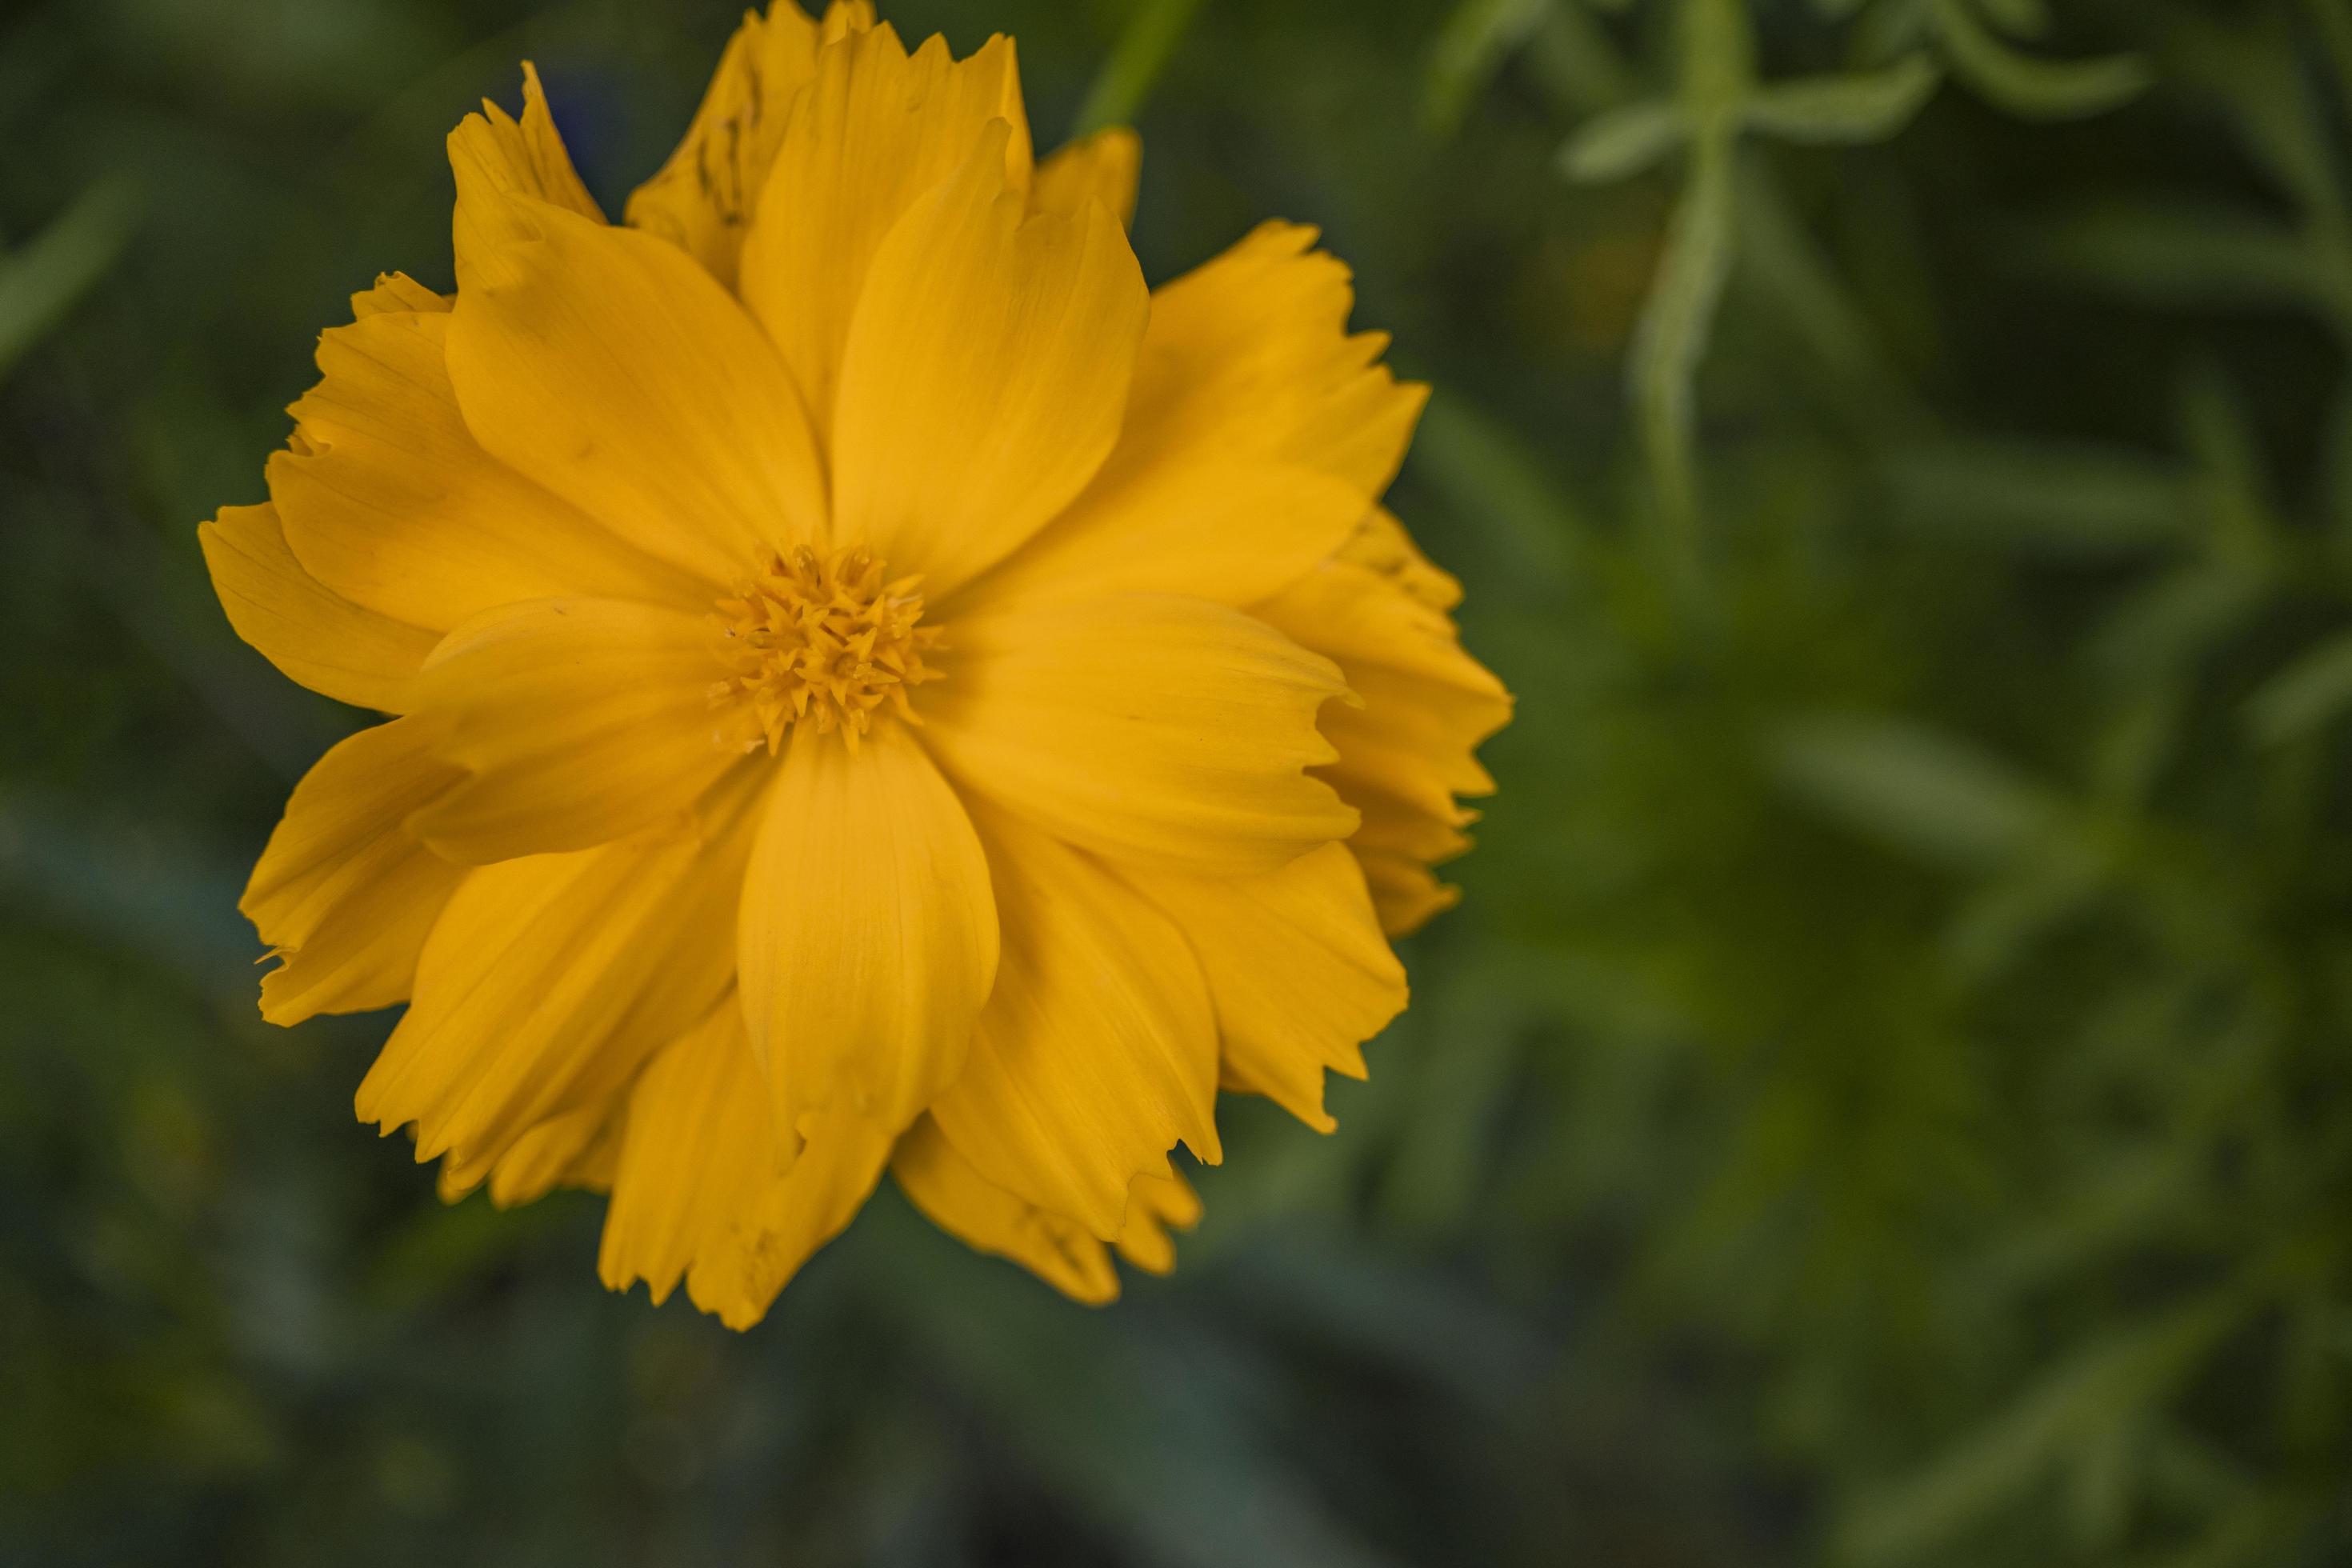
<box><xmin>3</xmin><ymin>0</ymin><xmax>2350</xmax><ymax>1562</ymax></box>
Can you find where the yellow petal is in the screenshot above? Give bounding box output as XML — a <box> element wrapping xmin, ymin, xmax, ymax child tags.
<box><xmin>1128</xmin><ymin>842</ymin><xmax>1404</xmax><ymax>1134</ymax></box>
<box><xmin>445</xmin><ymin>199</ymin><xmax>826</xmax><ymax>585</ymax></box>
<box><xmin>1114</xmin><ymin>1168</ymin><xmax>1201</xmax><ymax>1276</ymax></box>
<box><xmin>270</xmin><ymin>305</ymin><xmax>709</xmax><ymax>631</ymax></box>
<box><xmin>1113</xmin><ymin>221</ymin><xmax>1426</xmax><ymax>502</ymax></box>
<box><xmin>738</xmin><ymin>721</ymin><xmax>997</xmax><ymax>1134</ymax></box>
<box><xmin>242</xmin><ymin>717</ymin><xmax>466</xmax><ymax>1026</ymax></box>
<box><xmin>600</xmin><ymin>1002</ymin><xmax>781</xmax><ymax>1306</ymax></box>
<box><xmin>686</xmin><ymin>1104</ymin><xmax>894</xmax><ymax>1330</ymax></box>
<box><xmin>438</xmin><ymin>1097</ymin><xmax>617</xmax><ymax>1207</ymax></box>
<box><xmin>198</xmin><ymin>502</ymin><xmax>435</xmax><ymax>713</ymax></box>
<box><xmin>1255</xmin><ymin>550</ymin><xmax>1510</xmax><ymax>938</ymax></box>
<box><xmin>893</xmin><ymin>1116</ymin><xmax>1117</xmax><ymax>1304</ymax></box>
<box><xmin>448</xmin><ymin>62</ymin><xmax>605</xmax><ymax>288</ymax></box>
<box><xmin>1317</xmin><ymin>670</ymin><xmax>1499</xmax><ymax>814</ymax></box>
<box><xmin>929</xmin><ymin>808</ymin><xmax>1220</xmax><ymax>1239</ymax></box>
<box><xmin>832</xmin><ymin>120</ymin><xmax>1146</xmax><ymax>595</ymax></box>
<box><xmin>922</xmin><ymin>595</ymin><xmax>1358</xmax><ymax>875</ymax></box>
<box><xmin>351</xmin><ymin>270</ymin><xmax>446</xmax><ymax>318</ymax></box>
<box><xmin>1337</xmin><ymin>506</ymin><xmax>1463</xmax><ymax>611</ymax></box>
<box><xmin>946</xmin><ymin>459</ymin><xmax>1369</xmax><ymax>616</ymax></box>
<box><xmin>1256</xmin><ymin>546</ymin><xmax>1503</xmax><ymax>698</ymax></box>
<box><xmin>406</xmin><ymin>598</ymin><xmax>744</xmax><ymax>864</ymax></box>
<box><xmin>738</xmin><ymin>25</ymin><xmax>1032</xmax><ymax>441</ymax></box>
<box><xmin>1030</xmin><ymin>126</ymin><xmax>1140</xmax><ymax>229</ymax></box>
<box><xmin>358</xmin><ymin>779</ymin><xmax>758</xmax><ymax>1170</ymax></box>
<box><xmin>1355</xmin><ymin>850</ymin><xmax>1462</xmax><ymax>938</ymax></box>
<box><xmin>623</xmin><ymin>2</ymin><xmax>876</xmax><ymax>288</ymax></box>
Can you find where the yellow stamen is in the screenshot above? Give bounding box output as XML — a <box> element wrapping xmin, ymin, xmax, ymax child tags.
<box><xmin>710</xmin><ymin>546</ymin><xmax>945</xmax><ymax>754</ymax></box>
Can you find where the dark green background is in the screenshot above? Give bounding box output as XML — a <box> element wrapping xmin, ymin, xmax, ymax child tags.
<box><xmin>4</xmin><ymin>0</ymin><xmax>2350</xmax><ymax>1562</ymax></box>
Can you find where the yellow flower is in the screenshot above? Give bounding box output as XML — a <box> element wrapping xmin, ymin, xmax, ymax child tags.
<box><xmin>198</xmin><ymin>2</ymin><xmax>1510</xmax><ymax>1328</ymax></box>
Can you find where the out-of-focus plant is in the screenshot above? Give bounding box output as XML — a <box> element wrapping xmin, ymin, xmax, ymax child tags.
<box><xmin>1407</xmin><ymin>0</ymin><xmax>2352</xmax><ymax>1563</ymax></box>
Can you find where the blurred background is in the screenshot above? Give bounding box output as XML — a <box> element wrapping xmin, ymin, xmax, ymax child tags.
<box><xmin>5</xmin><ymin>0</ymin><xmax>2351</xmax><ymax>1562</ymax></box>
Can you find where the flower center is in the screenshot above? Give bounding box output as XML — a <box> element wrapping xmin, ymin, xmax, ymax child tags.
<box><xmin>710</xmin><ymin>546</ymin><xmax>944</xmax><ymax>753</ymax></box>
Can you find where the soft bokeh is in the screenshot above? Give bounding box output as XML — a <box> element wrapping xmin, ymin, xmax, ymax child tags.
<box><xmin>4</xmin><ymin>0</ymin><xmax>2348</xmax><ymax>1562</ymax></box>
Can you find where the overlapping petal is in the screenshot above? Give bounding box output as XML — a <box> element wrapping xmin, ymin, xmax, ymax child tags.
<box><xmin>737</xmin><ymin>721</ymin><xmax>998</xmax><ymax>1135</ymax></box>
<box><xmin>624</xmin><ymin>2</ymin><xmax>876</xmax><ymax>287</ymax></box>
<box><xmin>448</xmin><ymin>61</ymin><xmax>604</xmax><ymax>284</ymax></box>
<box><xmin>357</xmin><ymin>774</ymin><xmax>758</xmax><ymax>1171</ymax></box>
<box><xmin>830</xmin><ymin>120</ymin><xmax>1146</xmax><ymax>594</ymax></box>
<box><xmin>445</xmin><ymin>199</ymin><xmax>827</xmax><ymax>583</ymax></box>
<box><xmin>242</xmin><ymin>717</ymin><xmax>466</xmax><ymax>1026</ymax></box>
<box><xmin>687</xmin><ymin>1106</ymin><xmax>894</xmax><ymax>1329</ymax></box>
<box><xmin>738</xmin><ymin>23</ymin><xmax>1032</xmax><ymax>440</ymax></box>
<box><xmin>1256</xmin><ymin>526</ymin><xmax>1511</xmax><ymax>935</ymax></box>
<box><xmin>405</xmin><ymin>598</ymin><xmax>744</xmax><ymax>864</ymax></box>
<box><xmin>599</xmin><ymin>1001</ymin><xmax>779</xmax><ymax>1306</ymax></box>
<box><xmin>1130</xmin><ymin>842</ymin><xmax>1406</xmax><ymax>1133</ymax></box>
<box><xmin>922</xmin><ymin>594</ymin><xmax>1358</xmax><ymax>875</ymax></box>
<box><xmin>198</xmin><ymin>502</ymin><xmax>435</xmax><ymax>713</ymax></box>
<box><xmin>438</xmin><ymin>1098</ymin><xmax>617</xmax><ymax>1207</ymax></box>
<box><xmin>946</xmin><ymin>458</ymin><xmax>1369</xmax><ymax>615</ymax></box>
<box><xmin>894</xmin><ymin>1117</ymin><xmax>1117</xmax><ymax>1302</ymax></box>
<box><xmin>1029</xmin><ymin>127</ymin><xmax>1141</xmax><ymax>228</ymax></box>
<box><xmin>895</xmin><ymin>1119</ymin><xmax>1202</xmax><ymax>1303</ymax></box>
<box><xmin>1113</xmin><ymin>220</ymin><xmax>1427</xmax><ymax>499</ymax></box>
<box><xmin>928</xmin><ymin>808</ymin><xmax>1220</xmax><ymax>1239</ymax></box>
<box><xmin>270</xmin><ymin>302</ymin><xmax>709</xmax><ymax>631</ymax></box>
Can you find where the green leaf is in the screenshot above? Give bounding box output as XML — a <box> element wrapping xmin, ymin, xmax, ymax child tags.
<box><xmin>2245</xmin><ymin>630</ymin><xmax>2352</xmax><ymax>744</ymax></box>
<box><xmin>1838</xmin><ymin>1287</ymin><xmax>2255</xmax><ymax>1564</ymax></box>
<box><xmin>1628</xmin><ymin>133</ymin><xmax>1737</xmax><ymax>550</ymax></box>
<box><xmin>1742</xmin><ymin>56</ymin><xmax>1942</xmax><ymax>146</ymax></box>
<box><xmin>1974</xmin><ymin>0</ymin><xmax>2051</xmax><ymax>39</ymax></box>
<box><xmin>1881</xmin><ymin>438</ymin><xmax>2192</xmax><ymax>558</ymax></box>
<box><xmin>1930</xmin><ymin>0</ymin><xmax>2151</xmax><ymax>120</ymax></box>
<box><xmin>1425</xmin><ymin>0</ymin><xmax>1555</xmax><ymax>134</ymax></box>
<box><xmin>1074</xmin><ymin>0</ymin><xmax>1209</xmax><ymax>135</ymax></box>
<box><xmin>2033</xmin><ymin>202</ymin><xmax>2329</xmax><ymax>323</ymax></box>
<box><xmin>1555</xmin><ymin>98</ymin><xmax>1685</xmax><ymax>182</ymax></box>
<box><xmin>1770</xmin><ymin>715</ymin><xmax>2064</xmax><ymax>870</ymax></box>
<box><xmin>0</xmin><ymin>176</ymin><xmax>139</xmax><ymax>381</ymax></box>
<box><xmin>2090</xmin><ymin>566</ymin><xmax>2270</xmax><ymax>686</ymax></box>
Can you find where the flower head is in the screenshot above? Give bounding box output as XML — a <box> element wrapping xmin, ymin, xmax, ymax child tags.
<box><xmin>200</xmin><ymin>2</ymin><xmax>1509</xmax><ymax>1327</ymax></box>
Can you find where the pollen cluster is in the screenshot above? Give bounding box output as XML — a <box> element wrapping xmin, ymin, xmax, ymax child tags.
<box><xmin>711</xmin><ymin>545</ymin><xmax>943</xmax><ymax>751</ymax></box>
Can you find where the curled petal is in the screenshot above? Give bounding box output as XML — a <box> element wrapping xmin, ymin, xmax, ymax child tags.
<box><xmin>243</xmin><ymin>717</ymin><xmax>466</xmax><ymax>1025</ymax></box>
<box><xmin>686</xmin><ymin>1106</ymin><xmax>894</xmax><ymax>1330</ymax></box>
<box><xmin>198</xmin><ymin>502</ymin><xmax>434</xmax><ymax>714</ymax></box>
